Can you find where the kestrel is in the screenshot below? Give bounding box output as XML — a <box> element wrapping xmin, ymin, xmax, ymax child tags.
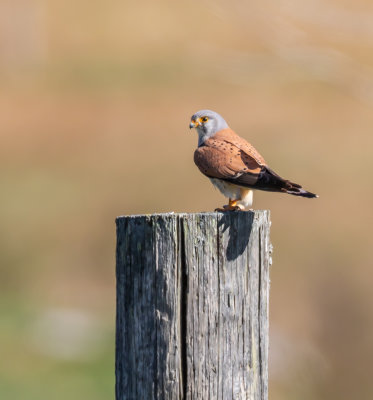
<box><xmin>190</xmin><ymin>109</ymin><xmax>318</xmax><ymax>211</ymax></box>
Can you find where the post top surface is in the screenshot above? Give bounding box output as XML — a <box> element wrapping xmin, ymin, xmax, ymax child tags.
<box><xmin>116</xmin><ymin>210</ymin><xmax>270</xmax><ymax>221</ymax></box>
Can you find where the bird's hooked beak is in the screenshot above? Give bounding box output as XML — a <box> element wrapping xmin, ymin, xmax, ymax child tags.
<box><xmin>189</xmin><ymin>119</ymin><xmax>199</xmax><ymax>129</ymax></box>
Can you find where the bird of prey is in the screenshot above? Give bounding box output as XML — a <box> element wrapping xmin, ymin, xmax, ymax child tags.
<box><xmin>190</xmin><ymin>109</ymin><xmax>318</xmax><ymax>211</ymax></box>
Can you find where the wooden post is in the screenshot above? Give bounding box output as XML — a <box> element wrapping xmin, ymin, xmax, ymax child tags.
<box><xmin>116</xmin><ymin>211</ymin><xmax>271</xmax><ymax>400</ymax></box>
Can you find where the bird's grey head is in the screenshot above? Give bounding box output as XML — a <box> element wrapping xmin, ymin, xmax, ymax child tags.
<box><xmin>189</xmin><ymin>109</ymin><xmax>229</xmax><ymax>146</ymax></box>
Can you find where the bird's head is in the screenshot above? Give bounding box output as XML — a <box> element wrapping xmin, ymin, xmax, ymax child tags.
<box><xmin>189</xmin><ymin>109</ymin><xmax>229</xmax><ymax>146</ymax></box>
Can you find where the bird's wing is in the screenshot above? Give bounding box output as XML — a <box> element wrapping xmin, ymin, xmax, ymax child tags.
<box><xmin>212</xmin><ymin>128</ymin><xmax>267</xmax><ymax>166</ymax></box>
<box><xmin>194</xmin><ymin>132</ymin><xmax>264</xmax><ymax>186</ymax></box>
<box><xmin>194</xmin><ymin>128</ymin><xmax>317</xmax><ymax>197</ymax></box>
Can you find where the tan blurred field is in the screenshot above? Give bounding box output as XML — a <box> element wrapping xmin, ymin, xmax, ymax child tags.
<box><xmin>1</xmin><ymin>0</ymin><xmax>373</xmax><ymax>399</ymax></box>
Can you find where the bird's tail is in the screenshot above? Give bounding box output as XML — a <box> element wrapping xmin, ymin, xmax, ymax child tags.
<box><xmin>282</xmin><ymin>183</ymin><xmax>318</xmax><ymax>198</ymax></box>
<box><xmin>256</xmin><ymin>167</ymin><xmax>318</xmax><ymax>198</ymax></box>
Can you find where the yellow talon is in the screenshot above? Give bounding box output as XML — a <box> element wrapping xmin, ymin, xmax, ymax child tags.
<box><xmin>214</xmin><ymin>199</ymin><xmax>242</xmax><ymax>212</ymax></box>
<box><xmin>229</xmin><ymin>199</ymin><xmax>238</xmax><ymax>207</ymax></box>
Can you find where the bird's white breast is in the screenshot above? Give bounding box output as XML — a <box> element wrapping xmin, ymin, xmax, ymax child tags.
<box><xmin>209</xmin><ymin>178</ymin><xmax>242</xmax><ymax>199</ymax></box>
<box><xmin>209</xmin><ymin>178</ymin><xmax>253</xmax><ymax>208</ymax></box>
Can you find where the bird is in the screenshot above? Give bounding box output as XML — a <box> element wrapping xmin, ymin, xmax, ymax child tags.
<box><xmin>190</xmin><ymin>109</ymin><xmax>318</xmax><ymax>211</ymax></box>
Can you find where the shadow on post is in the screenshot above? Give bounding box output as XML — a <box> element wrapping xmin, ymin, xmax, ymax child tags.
<box><xmin>217</xmin><ymin>211</ymin><xmax>254</xmax><ymax>262</ymax></box>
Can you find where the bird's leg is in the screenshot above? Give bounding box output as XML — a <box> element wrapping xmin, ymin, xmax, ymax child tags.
<box><xmin>227</xmin><ymin>199</ymin><xmax>242</xmax><ymax>211</ymax></box>
<box><xmin>229</xmin><ymin>199</ymin><xmax>238</xmax><ymax>208</ymax></box>
<box><xmin>215</xmin><ymin>198</ymin><xmax>242</xmax><ymax>212</ymax></box>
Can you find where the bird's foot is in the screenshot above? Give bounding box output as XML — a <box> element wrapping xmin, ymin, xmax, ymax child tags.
<box><xmin>215</xmin><ymin>199</ymin><xmax>245</xmax><ymax>212</ymax></box>
<box><xmin>215</xmin><ymin>204</ymin><xmax>242</xmax><ymax>212</ymax></box>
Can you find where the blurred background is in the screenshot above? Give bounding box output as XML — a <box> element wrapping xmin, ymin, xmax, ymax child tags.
<box><xmin>1</xmin><ymin>0</ymin><xmax>372</xmax><ymax>399</ymax></box>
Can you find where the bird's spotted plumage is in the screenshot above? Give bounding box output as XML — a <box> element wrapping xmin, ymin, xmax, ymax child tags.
<box><xmin>190</xmin><ymin>110</ymin><xmax>317</xmax><ymax>210</ymax></box>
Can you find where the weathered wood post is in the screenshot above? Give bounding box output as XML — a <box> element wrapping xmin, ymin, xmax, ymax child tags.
<box><xmin>116</xmin><ymin>211</ymin><xmax>271</xmax><ymax>400</ymax></box>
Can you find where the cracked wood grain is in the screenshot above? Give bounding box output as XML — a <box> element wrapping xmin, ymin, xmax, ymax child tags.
<box><xmin>116</xmin><ymin>211</ymin><xmax>271</xmax><ymax>400</ymax></box>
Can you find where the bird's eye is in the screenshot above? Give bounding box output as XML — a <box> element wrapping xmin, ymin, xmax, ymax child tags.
<box><xmin>202</xmin><ymin>117</ymin><xmax>209</xmax><ymax>122</ymax></box>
